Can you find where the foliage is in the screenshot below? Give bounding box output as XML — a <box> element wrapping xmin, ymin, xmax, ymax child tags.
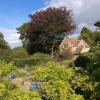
<box><xmin>0</xmin><ymin>82</ymin><xmax>42</xmax><ymax>100</ymax></box>
<box><xmin>17</xmin><ymin>7</ymin><xmax>76</xmax><ymax>54</ymax></box>
<box><xmin>86</xmin><ymin>45</ymin><xmax>100</xmax><ymax>73</ymax></box>
<box><xmin>91</xmin><ymin>68</ymin><xmax>100</xmax><ymax>82</ymax></box>
<box><xmin>94</xmin><ymin>21</ymin><xmax>100</xmax><ymax>29</ymax></box>
<box><xmin>79</xmin><ymin>27</ymin><xmax>93</xmax><ymax>45</ymax></box>
<box><xmin>12</xmin><ymin>47</ymin><xmax>29</xmax><ymax>59</ymax></box>
<box><xmin>6</xmin><ymin>88</ymin><xmax>41</xmax><ymax>100</ymax></box>
<box><xmin>42</xmin><ymin>80</ymin><xmax>74</xmax><ymax>100</ymax></box>
<box><xmin>92</xmin><ymin>31</ymin><xmax>100</xmax><ymax>45</ymax></box>
<box><xmin>61</xmin><ymin>59</ymin><xmax>74</xmax><ymax>67</ymax></box>
<box><xmin>30</xmin><ymin>53</ymin><xmax>52</xmax><ymax>65</ymax></box>
<box><xmin>17</xmin><ymin>23</ymin><xmax>30</xmax><ymax>40</ymax></box>
<box><xmin>31</xmin><ymin>62</ymin><xmax>97</xmax><ymax>99</ymax></box>
<box><xmin>0</xmin><ymin>32</ymin><xmax>10</xmax><ymax>49</ymax></box>
<box><xmin>0</xmin><ymin>32</ymin><xmax>12</xmax><ymax>61</ymax></box>
<box><xmin>14</xmin><ymin>53</ymin><xmax>51</xmax><ymax>67</ymax></box>
<box><xmin>0</xmin><ymin>61</ymin><xmax>15</xmax><ymax>99</ymax></box>
<box><xmin>74</xmin><ymin>55</ymin><xmax>90</xmax><ymax>68</ymax></box>
<box><xmin>0</xmin><ymin>60</ymin><xmax>15</xmax><ymax>76</ymax></box>
<box><xmin>32</xmin><ymin>62</ymin><xmax>75</xmax><ymax>82</ymax></box>
<box><xmin>32</xmin><ymin>62</ymin><xmax>76</xmax><ymax>99</ymax></box>
<box><xmin>0</xmin><ymin>60</ymin><xmax>42</xmax><ymax>100</ymax></box>
<box><xmin>0</xmin><ymin>49</ymin><xmax>12</xmax><ymax>62</ymax></box>
<box><xmin>0</xmin><ymin>56</ymin><xmax>100</xmax><ymax>99</ymax></box>
<box><xmin>0</xmin><ymin>83</ymin><xmax>6</xmax><ymax>97</ymax></box>
<box><xmin>78</xmin><ymin>40</ymin><xmax>100</xmax><ymax>99</ymax></box>
<box><xmin>71</xmin><ymin>72</ymin><xmax>96</xmax><ymax>99</ymax></box>
<box><xmin>79</xmin><ymin>26</ymin><xmax>100</xmax><ymax>46</ymax></box>
<box><xmin>14</xmin><ymin>59</ymin><xmax>35</xmax><ymax>67</ymax></box>
<box><xmin>92</xmin><ymin>83</ymin><xmax>100</xmax><ymax>99</ymax></box>
<box><xmin>69</xmin><ymin>94</ymin><xmax>84</xmax><ymax>100</ymax></box>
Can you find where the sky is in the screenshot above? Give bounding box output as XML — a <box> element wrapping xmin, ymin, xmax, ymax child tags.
<box><xmin>0</xmin><ymin>0</ymin><xmax>100</xmax><ymax>48</ymax></box>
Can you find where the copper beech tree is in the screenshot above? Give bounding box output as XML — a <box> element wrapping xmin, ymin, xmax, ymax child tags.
<box><xmin>17</xmin><ymin>7</ymin><xmax>76</xmax><ymax>54</ymax></box>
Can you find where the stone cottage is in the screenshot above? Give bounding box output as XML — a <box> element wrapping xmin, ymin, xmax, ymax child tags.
<box><xmin>59</xmin><ymin>37</ymin><xmax>90</xmax><ymax>58</ymax></box>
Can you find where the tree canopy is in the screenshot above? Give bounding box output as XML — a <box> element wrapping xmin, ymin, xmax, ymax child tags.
<box><xmin>0</xmin><ymin>32</ymin><xmax>10</xmax><ymax>49</ymax></box>
<box><xmin>79</xmin><ymin>27</ymin><xmax>93</xmax><ymax>45</ymax></box>
<box><xmin>94</xmin><ymin>21</ymin><xmax>100</xmax><ymax>29</ymax></box>
<box><xmin>79</xmin><ymin>26</ymin><xmax>100</xmax><ymax>46</ymax></box>
<box><xmin>17</xmin><ymin>7</ymin><xmax>76</xmax><ymax>54</ymax></box>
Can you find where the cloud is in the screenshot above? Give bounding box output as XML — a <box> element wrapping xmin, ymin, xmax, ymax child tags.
<box><xmin>44</xmin><ymin>0</ymin><xmax>100</xmax><ymax>36</ymax></box>
<box><xmin>0</xmin><ymin>27</ymin><xmax>22</xmax><ymax>48</ymax></box>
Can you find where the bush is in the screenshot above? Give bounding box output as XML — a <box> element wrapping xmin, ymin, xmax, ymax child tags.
<box><xmin>6</xmin><ymin>88</ymin><xmax>41</xmax><ymax>100</ymax></box>
<box><xmin>14</xmin><ymin>59</ymin><xmax>36</xmax><ymax>67</ymax></box>
<box><xmin>30</xmin><ymin>53</ymin><xmax>51</xmax><ymax>63</ymax></box>
<box><xmin>0</xmin><ymin>49</ymin><xmax>12</xmax><ymax>62</ymax></box>
<box><xmin>91</xmin><ymin>68</ymin><xmax>100</xmax><ymax>82</ymax></box>
<box><xmin>32</xmin><ymin>62</ymin><xmax>75</xmax><ymax>82</ymax></box>
<box><xmin>0</xmin><ymin>83</ymin><xmax>6</xmax><ymax>97</ymax></box>
<box><xmin>14</xmin><ymin>53</ymin><xmax>52</xmax><ymax>67</ymax></box>
<box><xmin>12</xmin><ymin>47</ymin><xmax>29</xmax><ymax>59</ymax></box>
<box><xmin>32</xmin><ymin>62</ymin><xmax>76</xmax><ymax>99</ymax></box>
<box><xmin>0</xmin><ymin>60</ymin><xmax>15</xmax><ymax>76</ymax></box>
<box><xmin>31</xmin><ymin>62</ymin><xmax>98</xmax><ymax>99</ymax></box>
<box><xmin>61</xmin><ymin>59</ymin><xmax>74</xmax><ymax>67</ymax></box>
<box><xmin>74</xmin><ymin>55</ymin><xmax>90</xmax><ymax>68</ymax></box>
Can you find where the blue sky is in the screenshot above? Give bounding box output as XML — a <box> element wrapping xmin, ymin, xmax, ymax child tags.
<box><xmin>0</xmin><ymin>0</ymin><xmax>99</xmax><ymax>48</ymax></box>
<box><xmin>0</xmin><ymin>0</ymin><xmax>45</xmax><ymax>29</ymax></box>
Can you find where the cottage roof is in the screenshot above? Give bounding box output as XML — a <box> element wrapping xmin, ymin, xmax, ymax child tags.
<box><xmin>59</xmin><ymin>37</ymin><xmax>80</xmax><ymax>47</ymax></box>
<box><xmin>59</xmin><ymin>37</ymin><xmax>90</xmax><ymax>48</ymax></box>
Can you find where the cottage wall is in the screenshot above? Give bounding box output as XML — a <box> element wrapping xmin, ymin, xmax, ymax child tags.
<box><xmin>78</xmin><ymin>39</ymin><xmax>90</xmax><ymax>53</ymax></box>
<box><xmin>71</xmin><ymin>47</ymin><xmax>77</xmax><ymax>52</ymax></box>
<box><xmin>81</xmin><ymin>46</ymin><xmax>90</xmax><ymax>53</ymax></box>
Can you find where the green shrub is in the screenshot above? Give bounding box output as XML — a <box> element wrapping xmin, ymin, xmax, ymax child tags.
<box><xmin>0</xmin><ymin>83</ymin><xmax>6</xmax><ymax>97</ymax></box>
<box><xmin>30</xmin><ymin>53</ymin><xmax>51</xmax><ymax>64</ymax></box>
<box><xmin>0</xmin><ymin>60</ymin><xmax>15</xmax><ymax>76</ymax></box>
<box><xmin>0</xmin><ymin>49</ymin><xmax>12</xmax><ymax>62</ymax></box>
<box><xmin>12</xmin><ymin>47</ymin><xmax>29</xmax><ymax>59</ymax></box>
<box><xmin>91</xmin><ymin>68</ymin><xmax>100</xmax><ymax>82</ymax></box>
<box><xmin>74</xmin><ymin>55</ymin><xmax>90</xmax><ymax>68</ymax></box>
<box><xmin>42</xmin><ymin>80</ymin><xmax>73</xmax><ymax>100</ymax></box>
<box><xmin>6</xmin><ymin>88</ymin><xmax>41</xmax><ymax>100</ymax></box>
<box><xmin>14</xmin><ymin>53</ymin><xmax>51</xmax><ymax>67</ymax></box>
<box><xmin>61</xmin><ymin>59</ymin><xmax>74</xmax><ymax>67</ymax></box>
<box><xmin>14</xmin><ymin>59</ymin><xmax>35</xmax><ymax>67</ymax></box>
<box><xmin>69</xmin><ymin>94</ymin><xmax>84</xmax><ymax>100</ymax></box>
<box><xmin>31</xmin><ymin>62</ymin><xmax>98</xmax><ymax>99</ymax></box>
<box><xmin>32</xmin><ymin>61</ymin><xmax>75</xmax><ymax>82</ymax></box>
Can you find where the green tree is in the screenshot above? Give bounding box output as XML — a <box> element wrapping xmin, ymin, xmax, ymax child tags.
<box><xmin>79</xmin><ymin>27</ymin><xmax>93</xmax><ymax>45</ymax></box>
<box><xmin>92</xmin><ymin>31</ymin><xmax>100</xmax><ymax>45</ymax></box>
<box><xmin>0</xmin><ymin>32</ymin><xmax>12</xmax><ymax>61</ymax></box>
<box><xmin>0</xmin><ymin>49</ymin><xmax>12</xmax><ymax>62</ymax></box>
<box><xmin>0</xmin><ymin>32</ymin><xmax>10</xmax><ymax>49</ymax></box>
<box><xmin>94</xmin><ymin>21</ymin><xmax>100</xmax><ymax>30</ymax></box>
<box><xmin>12</xmin><ymin>47</ymin><xmax>29</xmax><ymax>59</ymax></box>
<box><xmin>17</xmin><ymin>7</ymin><xmax>76</xmax><ymax>54</ymax></box>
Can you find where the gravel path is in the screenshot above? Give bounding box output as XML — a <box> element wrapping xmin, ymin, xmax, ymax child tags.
<box><xmin>11</xmin><ymin>78</ymin><xmax>31</xmax><ymax>91</ymax></box>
